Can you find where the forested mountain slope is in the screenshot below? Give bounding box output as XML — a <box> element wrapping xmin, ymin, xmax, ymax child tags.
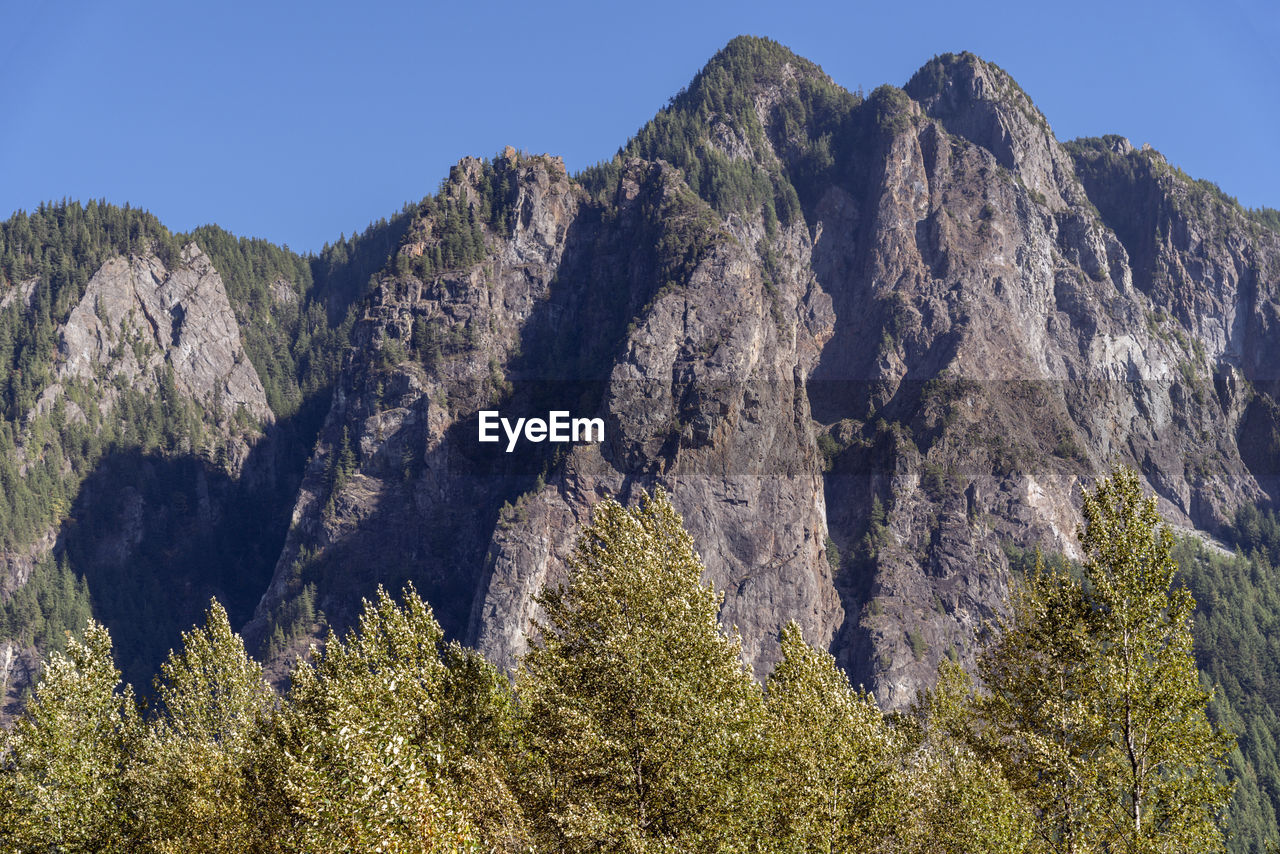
<box><xmin>0</xmin><ymin>203</ymin><xmax>402</xmax><ymax>696</ymax></box>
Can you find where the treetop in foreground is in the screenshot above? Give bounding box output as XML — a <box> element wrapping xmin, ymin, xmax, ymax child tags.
<box><xmin>0</xmin><ymin>474</ymin><xmax>1241</xmax><ymax>852</ymax></box>
<box><xmin>979</xmin><ymin>467</ymin><xmax>1235</xmax><ymax>853</ymax></box>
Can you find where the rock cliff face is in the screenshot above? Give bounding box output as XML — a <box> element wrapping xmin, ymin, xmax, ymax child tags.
<box><xmin>0</xmin><ymin>242</ymin><xmax>276</xmax><ymax>705</ymax></box>
<box><xmin>807</xmin><ymin>53</ymin><xmax>1279</xmax><ymax>703</ymax></box>
<box><xmin>808</xmin><ymin>53</ymin><xmax>1278</xmax><ymax>704</ymax></box>
<box><xmin>2</xmin><ymin>243</ymin><xmax>271</xmax><ymax>588</ymax></box>
<box><xmin>5</xmin><ymin>39</ymin><xmax>1279</xmax><ymax>715</ymax></box>
<box><xmin>469</xmin><ymin>159</ymin><xmax>841</xmax><ymax>678</ymax></box>
<box><xmin>242</xmin><ymin>44</ymin><xmax>1280</xmax><ymax>708</ymax></box>
<box><xmin>58</xmin><ymin>245</ymin><xmax>272</xmax><ymax>425</ymax></box>
<box><xmin>243</xmin><ymin>149</ymin><xmax>842</xmax><ymax>681</ymax></box>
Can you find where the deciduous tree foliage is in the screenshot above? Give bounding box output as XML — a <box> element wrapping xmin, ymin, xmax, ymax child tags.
<box><xmin>763</xmin><ymin>622</ymin><xmax>902</xmax><ymax>852</ymax></box>
<box><xmin>126</xmin><ymin>599</ymin><xmax>275</xmax><ymax>853</ymax></box>
<box><xmin>979</xmin><ymin>468</ymin><xmax>1235</xmax><ymax>853</ymax></box>
<box><xmin>0</xmin><ymin>474</ymin><xmax>1239</xmax><ymax>852</ymax></box>
<box><xmin>517</xmin><ymin>488</ymin><xmax>770</xmax><ymax>852</ymax></box>
<box><xmin>269</xmin><ymin>585</ymin><xmax>489</xmax><ymax>853</ymax></box>
<box><xmin>978</xmin><ymin>551</ymin><xmax>1106</xmax><ymax>851</ymax></box>
<box><xmin>0</xmin><ymin>620</ymin><xmax>138</xmax><ymax>853</ymax></box>
<box><xmin>899</xmin><ymin>661</ymin><xmax>1034</xmax><ymax>854</ymax></box>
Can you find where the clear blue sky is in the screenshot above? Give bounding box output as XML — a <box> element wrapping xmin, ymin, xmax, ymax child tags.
<box><xmin>2</xmin><ymin>0</ymin><xmax>1276</xmax><ymax>253</ymax></box>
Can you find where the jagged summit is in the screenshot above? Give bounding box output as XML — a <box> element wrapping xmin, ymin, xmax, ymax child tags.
<box><xmin>904</xmin><ymin>51</ymin><xmax>1080</xmax><ymax>210</ymax></box>
<box><xmin>905</xmin><ymin>52</ymin><xmax>1048</xmax><ymax>127</ymax></box>
<box><xmin>673</xmin><ymin>35</ymin><xmax>833</xmax><ymax>111</ymax></box>
<box><xmin>581</xmin><ymin>35</ymin><xmax>859</xmax><ymax>228</ymax></box>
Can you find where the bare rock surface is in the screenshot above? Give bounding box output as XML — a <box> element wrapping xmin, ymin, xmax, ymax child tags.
<box><xmin>0</xmin><ymin>243</ymin><xmax>274</xmax><ymax>712</ymax></box>
<box><xmin>246</xmin><ymin>151</ymin><xmax>841</xmax><ymax>682</ymax></box>
<box><xmin>59</xmin><ymin>243</ymin><xmax>272</xmax><ymax>425</ymax></box>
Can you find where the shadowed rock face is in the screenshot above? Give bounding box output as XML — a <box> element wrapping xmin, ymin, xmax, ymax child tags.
<box><xmin>240</xmin><ymin>45</ymin><xmax>1280</xmax><ymax>708</ymax></box>
<box><xmin>3</xmin><ymin>242</ymin><xmax>271</xmax><ymax>595</ymax></box>
<box><xmin>808</xmin><ymin>53</ymin><xmax>1278</xmax><ymax>705</ymax></box>
<box><xmin>241</xmin><ymin>151</ymin><xmax>842</xmax><ymax>681</ymax></box>
<box><xmin>468</xmin><ymin>160</ymin><xmax>842</xmax><ymax>680</ymax></box>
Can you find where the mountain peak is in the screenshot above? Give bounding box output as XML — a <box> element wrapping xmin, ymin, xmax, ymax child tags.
<box><xmin>662</xmin><ymin>35</ymin><xmax>835</xmax><ymax>131</ymax></box>
<box><xmin>906</xmin><ymin>52</ymin><xmax>1036</xmax><ymax>111</ymax></box>
<box><xmin>578</xmin><ymin>35</ymin><xmax>857</xmax><ymax>229</ymax></box>
<box><xmin>905</xmin><ymin>51</ymin><xmax>1077</xmax><ymax>209</ymax></box>
<box><xmin>905</xmin><ymin>51</ymin><xmax>1052</xmax><ymax>139</ymax></box>
<box><xmin>696</xmin><ymin>35</ymin><xmax>818</xmax><ymax>87</ymax></box>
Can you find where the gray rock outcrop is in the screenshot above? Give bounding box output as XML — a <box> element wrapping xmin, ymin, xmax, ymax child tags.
<box><xmin>58</xmin><ymin>243</ymin><xmax>272</xmax><ymax>427</ymax></box>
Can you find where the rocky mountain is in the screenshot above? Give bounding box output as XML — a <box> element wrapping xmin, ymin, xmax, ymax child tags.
<box><xmin>0</xmin><ymin>209</ymin><xmax>381</xmax><ymax>700</ymax></box>
<box><xmin>2</xmin><ymin>36</ymin><xmax>1279</xmax><ymax>846</ymax></box>
<box><xmin>0</xmin><ymin>234</ymin><xmax>272</xmax><ymax>701</ymax></box>
<box><xmin>241</xmin><ymin>42</ymin><xmax>1280</xmax><ymax>702</ymax></box>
